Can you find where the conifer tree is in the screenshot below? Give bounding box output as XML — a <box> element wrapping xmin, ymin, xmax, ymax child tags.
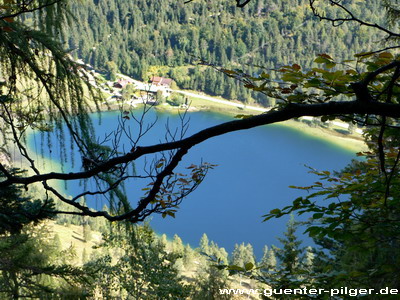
<box><xmin>199</xmin><ymin>233</ymin><xmax>210</xmax><ymax>255</ymax></box>
<box><xmin>192</xmin><ymin>263</ymin><xmax>230</xmax><ymax>300</ymax></box>
<box><xmin>261</xmin><ymin>216</ymin><xmax>312</xmax><ymax>299</ymax></box>
<box><xmin>231</xmin><ymin>242</ymin><xmax>256</xmax><ymax>269</ymax></box>
<box><xmin>86</xmin><ymin>223</ymin><xmax>190</xmax><ymax>299</ymax></box>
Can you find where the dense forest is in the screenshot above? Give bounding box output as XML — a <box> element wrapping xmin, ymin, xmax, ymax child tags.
<box><xmin>64</xmin><ymin>0</ymin><xmax>383</xmax><ymax>105</ymax></box>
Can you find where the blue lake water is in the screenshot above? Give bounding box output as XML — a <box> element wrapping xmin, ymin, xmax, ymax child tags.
<box><xmin>27</xmin><ymin>110</ymin><xmax>356</xmax><ymax>257</ymax></box>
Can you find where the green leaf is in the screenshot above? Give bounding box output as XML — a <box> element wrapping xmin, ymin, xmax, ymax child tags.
<box><xmin>305</xmin><ymin>226</ymin><xmax>322</xmax><ymax>237</ymax></box>
<box><xmin>325</xmin><ymin>61</ymin><xmax>336</xmax><ymax>69</ymax></box>
<box><xmin>245</xmin><ymin>262</ymin><xmax>254</xmax><ymax>271</ymax></box>
<box><xmin>282</xmin><ymin>72</ymin><xmax>303</xmax><ymax>83</ymax></box>
<box><xmin>270</xmin><ymin>208</ymin><xmax>281</xmax><ymax>215</ymax></box>
<box><xmin>166</xmin><ymin>211</ymin><xmax>176</xmax><ymax>218</ymax></box>
<box><xmin>221</xmin><ymin>69</ymin><xmax>237</xmax><ymax>75</ymax></box>
<box><xmin>314</xmin><ymin>56</ymin><xmax>329</xmax><ymax>64</ymax></box>
<box><xmin>349</xmin><ymin>271</ymin><xmax>365</xmax><ymax>278</ymax></box>
<box><xmin>311</xmin><ymin>68</ymin><xmax>327</xmax><ymax>73</ymax></box>
<box><xmin>313</xmin><ymin>213</ymin><xmax>324</xmax><ymax>219</ymax></box>
<box><xmin>378</xmin><ymin>52</ymin><xmax>393</xmax><ymax>59</ymax></box>
<box><xmin>227</xmin><ymin>265</ymin><xmax>245</xmax><ymax>271</ymax></box>
<box><xmin>304</xmin><ymin>78</ymin><xmax>322</xmax><ymax>88</ymax></box>
<box><xmin>354</xmin><ymin>52</ymin><xmax>374</xmax><ymax>58</ymax></box>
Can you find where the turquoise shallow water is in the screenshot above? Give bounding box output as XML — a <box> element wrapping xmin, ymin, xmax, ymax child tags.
<box><xmin>27</xmin><ymin>110</ymin><xmax>356</xmax><ymax>256</ymax></box>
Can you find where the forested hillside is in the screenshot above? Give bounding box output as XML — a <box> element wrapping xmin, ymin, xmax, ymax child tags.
<box><xmin>64</xmin><ymin>0</ymin><xmax>382</xmax><ymax>105</ymax></box>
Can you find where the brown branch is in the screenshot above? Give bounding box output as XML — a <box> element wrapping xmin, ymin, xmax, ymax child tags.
<box><xmin>184</xmin><ymin>0</ymin><xmax>252</xmax><ymax>8</ymax></box>
<box><xmin>378</xmin><ymin>117</ymin><xmax>387</xmax><ymax>179</ymax></box>
<box><xmin>2</xmin><ymin>100</ymin><xmax>400</xmax><ymax>188</ymax></box>
<box><xmin>0</xmin><ymin>0</ymin><xmax>65</xmax><ymax>20</ymax></box>
<box><xmin>352</xmin><ymin>61</ymin><xmax>400</xmax><ymax>103</ymax></box>
<box><xmin>363</xmin><ymin>61</ymin><xmax>400</xmax><ymax>86</ymax></box>
<box><xmin>68</xmin><ymin>174</ymin><xmax>134</xmax><ymax>202</ymax></box>
<box><xmin>43</xmin><ymin>148</ymin><xmax>192</xmax><ymax>222</ymax></box>
<box><xmin>0</xmin><ymin>163</ymin><xmax>11</xmax><ymax>179</ymax></box>
<box><xmin>356</xmin><ymin>46</ymin><xmax>400</xmax><ymax>57</ymax></box>
<box><xmin>236</xmin><ymin>0</ymin><xmax>252</xmax><ymax>8</ymax></box>
<box><xmin>309</xmin><ymin>0</ymin><xmax>400</xmax><ymax>38</ymax></box>
<box><xmin>385</xmin><ymin>148</ymin><xmax>400</xmax><ymax>205</ymax></box>
<box><xmin>123</xmin><ymin>148</ymin><xmax>188</xmax><ymax>222</ymax></box>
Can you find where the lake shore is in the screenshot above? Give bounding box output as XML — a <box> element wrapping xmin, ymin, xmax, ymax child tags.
<box><xmin>91</xmin><ymin>70</ymin><xmax>368</xmax><ymax>153</ymax></box>
<box><xmin>98</xmin><ymin>89</ymin><xmax>367</xmax><ymax>154</ymax></box>
<box><xmin>277</xmin><ymin>119</ymin><xmax>366</xmax><ymax>153</ymax></box>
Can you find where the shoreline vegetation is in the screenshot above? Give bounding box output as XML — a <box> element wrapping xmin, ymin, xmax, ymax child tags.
<box><xmin>6</xmin><ymin>70</ymin><xmax>366</xmax><ymax>180</ymax></box>
<box><xmin>97</xmin><ymin>73</ymin><xmax>367</xmax><ymax>154</ymax></box>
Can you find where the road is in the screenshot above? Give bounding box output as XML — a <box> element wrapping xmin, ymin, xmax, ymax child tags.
<box><xmin>116</xmin><ymin>73</ymin><xmax>363</xmax><ymax>134</ymax></box>
<box><xmin>173</xmin><ymin>90</ymin><xmax>270</xmax><ymax>113</ymax></box>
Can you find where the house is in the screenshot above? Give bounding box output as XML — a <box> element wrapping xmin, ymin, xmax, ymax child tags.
<box><xmin>113</xmin><ymin>78</ymin><xmax>133</xmax><ymax>89</ymax></box>
<box><xmin>150</xmin><ymin>76</ymin><xmax>173</xmax><ymax>88</ymax></box>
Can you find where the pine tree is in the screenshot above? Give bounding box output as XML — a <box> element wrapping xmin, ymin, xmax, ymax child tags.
<box><xmin>199</xmin><ymin>233</ymin><xmax>210</xmax><ymax>255</ymax></box>
<box><xmin>0</xmin><ymin>223</ymin><xmax>87</xmax><ymax>299</ymax></box>
<box><xmin>231</xmin><ymin>242</ymin><xmax>256</xmax><ymax>269</ymax></box>
<box><xmin>87</xmin><ymin>223</ymin><xmax>190</xmax><ymax>299</ymax></box>
<box><xmin>172</xmin><ymin>234</ymin><xmax>185</xmax><ymax>255</ymax></box>
<box><xmin>83</xmin><ymin>223</ymin><xmax>92</xmax><ymax>243</ymax></box>
<box><xmin>275</xmin><ymin>216</ymin><xmax>303</xmax><ymax>276</ymax></box>
<box><xmin>260</xmin><ymin>245</ymin><xmax>277</xmax><ymax>272</ymax></box>
<box><xmin>261</xmin><ymin>216</ymin><xmax>312</xmax><ymax>299</ymax></box>
<box><xmin>192</xmin><ymin>263</ymin><xmax>230</xmax><ymax>300</ymax></box>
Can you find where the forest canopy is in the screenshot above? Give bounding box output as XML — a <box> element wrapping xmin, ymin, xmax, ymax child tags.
<box><xmin>63</xmin><ymin>0</ymin><xmax>385</xmax><ymax>105</ymax></box>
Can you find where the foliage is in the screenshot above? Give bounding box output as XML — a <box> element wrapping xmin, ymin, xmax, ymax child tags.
<box><xmin>85</xmin><ymin>223</ymin><xmax>191</xmax><ymax>299</ymax></box>
<box><xmin>0</xmin><ymin>0</ymin><xmax>98</xmax><ymax>147</ymax></box>
<box><xmin>64</xmin><ymin>0</ymin><xmax>384</xmax><ymax>104</ymax></box>
<box><xmin>0</xmin><ymin>168</ymin><xmax>55</xmax><ymax>234</ymax></box>
<box><xmin>121</xmin><ymin>84</ymin><xmax>136</xmax><ymax>101</ymax></box>
<box><xmin>260</xmin><ymin>217</ymin><xmax>313</xmax><ymax>299</ymax></box>
<box><xmin>191</xmin><ymin>263</ymin><xmax>231</xmax><ymax>300</ymax></box>
<box><xmin>259</xmin><ymin>245</ymin><xmax>276</xmax><ymax>273</ymax></box>
<box><xmin>211</xmin><ymin>217</ymin><xmax>314</xmax><ymax>299</ymax></box>
<box><xmin>263</xmin><ymin>123</ymin><xmax>400</xmax><ymax>293</ymax></box>
<box><xmin>0</xmin><ymin>212</ymin><xmax>89</xmax><ymax>299</ymax></box>
<box><xmin>168</xmin><ymin>92</ymin><xmax>185</xmax><ymax>106</ymax></box>
<box><xmin>231</xmin><ymin>242</ymin><xmax>256</xmax><ymax>270</ymax></box>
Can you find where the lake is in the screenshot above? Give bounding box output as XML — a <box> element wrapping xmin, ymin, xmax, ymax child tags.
<box><xmin>27</xmin><ymin>109</ymin><xmax>356</xmax><ymax>257</ymax></box>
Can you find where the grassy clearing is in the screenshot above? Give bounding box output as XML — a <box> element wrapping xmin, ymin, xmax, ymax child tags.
<box><xmin>46</xmin><ymin>220</ymin><xmax>102</xmax><ymax>266</ymax></box>
<box><xmin>186</xmin><ymin>96</ymin><xmax>258</xmax><ymax>116</ymax></box>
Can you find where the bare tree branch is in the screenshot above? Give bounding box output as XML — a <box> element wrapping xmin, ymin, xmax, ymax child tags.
<box><xmin>309</xmin><ymin>0</ymin><xmax>400</xmax><ymax>38</ymax></box>
<box><xmin>0</xmin><ymin>0</ymin><xmax>65</xmax><ymax>20</ymax></box>
<box><xmin>2</xmin><ymin>100</ymin><xmax>400</xmax><ymax>189</ymax></box>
